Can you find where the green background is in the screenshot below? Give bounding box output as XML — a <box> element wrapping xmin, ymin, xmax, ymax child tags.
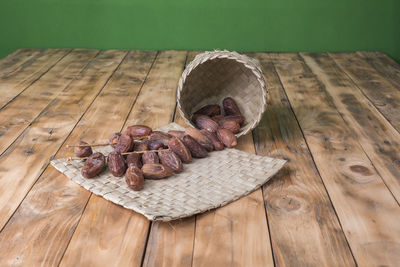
<box><xmin>1</xmin><ymin>0</ymin><xmax>399</xmax><ymax>62</ymax></box>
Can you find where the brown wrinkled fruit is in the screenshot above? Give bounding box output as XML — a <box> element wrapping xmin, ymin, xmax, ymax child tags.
<box><xmin>221</xmin><ymin>115</ymin><xmax>245</xmax><ymax>125</ymax></box>
<box><xmin>223</xmin><ymin>97</ymin><xmax>242</xmax><ymax>116</ymax></box>
<box><xmin>184</xmin><ymin>127</ymin><xmax>214</xmax><ymax>151</ymax></box>
<box><xmin>158</xmin><ymin>150</ymin><xmax>183</xmax><ymax>173</ymax></box>
<box><xmin>74</xmin><ymin>141</ymin><xmax>93</xmax><ymax>158</ymax></box>
<box><xmin>126</xmin><ymin>153</ymin><xmax>142</xmax><ymax>169</ymax></box>
<box><xmin>142</xmin><ymin>163</ymin><xmax>174</xmax><ymax>179</ymax></box>
<box><xmin>191</xmin><ymin>113</ymin><xmax>201</xmax><ymax>123</ymax></box>
<box><xmin>182</xmin><ymin>135</ymin><xmax>208</xmax><ymax>158</ymax></box>
<box><xmin>168</xmin><ymin>137</ymin><xmax>192</xmax><ymax>163</ymax></box>
<box><xmin>134</xmin><ymin>140</ymin><xmax>149</xmax><ymax>152</ymax></box>
<box><xmin>125</xmin><ymin>125</ymin><xmax>152</xmax><ymax>138</ymax></box>
<box><xmin>142</xmin><ymin>151</ymin><xmax>159</xmax><ymax>164</ymax></box>
<box><xmin>81</xmin><ymin>152</ymin><xmax>105</xmax><ymax>178</ymax></box>
<box><xmin>115</xmin><ymin>133</ymin><xmax>133</xmax><ymax>153</ymax></box>
<box><xmin>211</xmin><ymin>115</ymin><xmax>224</xmax><ymax>123</ymax></box>
<box><xmin>200</xmin><ymin>129</ymin><xmax>224</xmax><ymax>151</ymax></box>
<box><xmin>167</xmin><ymin>130</ymin><xmax>185</xmax><ymax>139</ymax></box>
<box><xmin>125</xmin><ymin>165</ymin><xmax>144</xmax><ymax>191</ymax></box>
<box><xmin>216</xmin><ymin>127</ymin><xmax>237</xmax><ymax>148</ymax></box>
<box><xmin>194</xmin><ymin>104</ymin><xmax>221</xmax><ymax>117</ymax></box>
<box><xmin>148</xmin><ymin>140</ymin><xmax>164</xmax><ymax>150</ymax></box>
<box><xmin>194</xmin><ymin>115</ymin><xmax>219</xmax><ymax>133</ymax></box>
<box><xmin>108</xmin><ymin>133</ymin><xmax>121</xmax><ymax>148</ymax></box>
<box><xmin>218</xmin><ymin>119</ymin><xmax>240</xmax><ymax>133</ymax></box>
<box><xmin>107</xmin><ymin>151</ymin><xmax>127</xmax><ymax>177</ymax></box>
<box><xmin>149</xmin><ymin>131</ymin><xmax>171</xmax><ymax>146</ymax></box>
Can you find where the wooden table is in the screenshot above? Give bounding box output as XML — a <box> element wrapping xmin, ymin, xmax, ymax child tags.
<box><xmin>0</xmin><ymin>49</ymin><xmax>399</xmax><ymax>267</ymax></box>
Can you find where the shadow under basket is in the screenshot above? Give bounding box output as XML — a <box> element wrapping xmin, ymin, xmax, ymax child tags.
<box><xmin>177</xmin><ymin>50</ymin><xmax>268</xmax><ymax>137</ymax></box>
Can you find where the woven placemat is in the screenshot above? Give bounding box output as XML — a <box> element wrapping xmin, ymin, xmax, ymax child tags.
<box><xmin>51</xmin><ymin>123</ymin><xmax>286</xmax><ymax>221</ymax></box>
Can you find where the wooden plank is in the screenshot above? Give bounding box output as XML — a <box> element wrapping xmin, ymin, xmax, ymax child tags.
<box><xmin>0</xmin><ymin>49</ymin><xmax>43</xmax><ymax>76</ymax></box>
<box><xmin>271</xmin><ymin>53</ymin><xmax>400</xmax><ymax>266</ymax></box>
<box><xmin>0</xmin><ymin>49</ymin><xmax>70</xmax><ymax>109</ymax></box>
<box><xmin>0</xmin><ymin>49</ymin><xmax>98</xmax><ymax>154</ymax></box>
<box><xmin>143</xmin><ymin>51</ymin><xmax>274</xmax><ymax>267</ymax></box>
<box><xmin>328</xmin><ymin>52</ymin><xmax>400</xmax><ymax>132</ymax></box>
<box><xmin>143</xmin><ymin>217</ymin><xmax>196</xmax><ymax>267</ymax></box>
<box><xmin>59</xmin><ymin>50</ymin><xmax>187</xmax><ymax>267</ymax></box>
<box><xmin>192</xmin><ymin>134</ymin><xmax>274</xmax><ymax>267</ymax></box>
<box><xmin>253</xmin><ymin>53</ymin><xmax>355</xmax><ymax>266</ymax></box>
<box><xmin>142</xmin><ymin>53</ymin><xmax>197</xmax><ymax>267</ymax></box>
<box><xmin>0</xmin><ymin>50</ymin><xmax>126</xmax><ymax>232</ymax></box>
<box><xmin>301</xmin><ymin>52</ymin><xmax>400</xmax><ymax>203</ymax></box>
<box><xmin>357</xmin><ymin>51</ymin><xmax>400</xmax><ymax>89</ymax></box>
<box><xmin>0</xmin><ymin>50</ymin><xmax>157</xmax><ymax>266</ymax></box>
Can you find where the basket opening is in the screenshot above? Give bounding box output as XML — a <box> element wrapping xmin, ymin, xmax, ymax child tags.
<box><xmin>179</xmin><ymin>57</ymin><xmax>265</xmax><ymax>135</ymax></box>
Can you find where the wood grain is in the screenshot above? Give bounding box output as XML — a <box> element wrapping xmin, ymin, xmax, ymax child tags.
<box><xmin>192</xmin><ymin>135</ymin><xmax>274</xmax><ymax>267</ymax></box>
<box><xmin>0</xmin><ymin>49</ymin><xmax>70</xmax><ymax>109</ymax></box>
<box><xmin>143</xmin><ymin>51</ymin><xmax>274</xmax><ymax>267</ymax></box>
<box><xmin>271</xmin><ymin>53</ymin><xmax>400</xmax><ymax>266</ymax></box>
<box><xmin>60</xmin><ymin>50</ymin><xmax>187</xmax><ymax>267</ymax></box>
<box><xmin>0</xmin><ymin>50</ymin><xmax>156</xmax><ymax>267</ymax></box>
<box><xmin>357</xmin><ymin>51</ymin><xmax>400</xmax><ymax>89</ymax></box>
<box><xmin>301</xmin><ymin>52</ymin><xmax>400</xmax><ymax>203</ymax></box>
<box><xmin>143</xmin><ymin>217</ymin><xmax>196</xmax><ymax>267</ymax></box>
<box><xmin>0</xmin><ymin>49</ymin><xmax>97</xmax><ymax>154</ymax></box>
<box><xmin>142</xmin><ymin>53</ymin><xmax>197</xmax><ymax>267</ymax></box>
<box><xmin>0</xmin><ymin>49</ymin><xmax>43</xmax><ymax>76</ymax></box>
<box><xmin>328</xmin><ymin>52</ymin><xmax>400</xmax><ymax>132</ymax></box>
<box><xmin>0</xmin><ymin>50</ymin><xmax>126</xmax><ymax>232</ymax></box>
<box><xmin>253</xmin><ymin>53</ymin><xmax>355</xmax><ymax>266</ymax></box>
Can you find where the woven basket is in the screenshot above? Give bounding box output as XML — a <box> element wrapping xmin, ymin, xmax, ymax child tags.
<box><xmin>177</xmin><ymin>50</ymin><xmax>268</xmax><ymax>137</ymax></box>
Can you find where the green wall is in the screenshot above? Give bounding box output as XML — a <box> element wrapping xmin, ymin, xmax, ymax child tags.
<box><xmin>1</xmin><ymin>0</ymin><xmax>399</xmax><ymax>62</ymax></box>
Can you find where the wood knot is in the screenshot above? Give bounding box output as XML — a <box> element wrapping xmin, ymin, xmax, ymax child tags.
<box><xmin>278</xmin><ymin>196</ymin><xmax>301</xmax><ymax>212</ymax></box>
<box><xmin>350</xmin><ymin>165</ymin><xmax>373</xmax><ymax>176</ymax></box>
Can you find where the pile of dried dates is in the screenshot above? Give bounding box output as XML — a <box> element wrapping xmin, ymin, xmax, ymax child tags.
<box><xmin>72</xmin><ymin>97</ymin><xmax>244</xmax><ymax>191</ymax></box>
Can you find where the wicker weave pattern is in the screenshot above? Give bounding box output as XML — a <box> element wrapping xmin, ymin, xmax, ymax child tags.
<box><xmin>177</xmin><ymin>50</ymin><xmax>268</xmax><ymax>137</ymax></box>
<box><xmin>51</xmin><ymin>123</ymin><xmax>285</xmax><ymax>221</ymax></box>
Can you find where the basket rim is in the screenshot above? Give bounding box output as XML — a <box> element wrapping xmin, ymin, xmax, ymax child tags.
<box><xmin>177</xmin><ymin>50</ymin><xmax>268</xmax><ymax>137</ymax></box>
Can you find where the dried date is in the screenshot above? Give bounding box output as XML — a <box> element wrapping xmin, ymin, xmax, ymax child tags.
<box><xmin>149</xmin><ymin>131</ymin><xmax>171</xmax><ymax>146</ymax></box>
<box><xmin>81</xmin><ymin>152</ymin><xmax>105</xmax><ymax>178</ymax></box>
<box><xmin>142</xmin><ymin>151</ymin><xmax>159</xmax><ymax>164</ymax></box>
<box><xmin>184</xmin><ymin>127</ymin><xmax>214</xmax><ymax>151</ymax></box>
<box><xmin>125</xmin><ymin>165</ymin><xmax>144</xmax><ymax>191</ymax></box>
<box><xmin>168</xmin><ymin>137</ymin><xmax>192</xmax><ymax>163</ymax></box>
<box><xmin>194</xmin><ymin>115</ymin><xmax>219</xmax><ymax>132</ymax></box>
<box><xmin>148</xmin><ymin>140</ymin><xmax>164</xmax><ymax>150</ymax></box>
<box><xmin>221</xmin><ymin>115</ymin><xmax>245</xmax><ymax>126</ymax></box>
<box><xmin>126</xmin><ymin>153</ymin><xmax>142</xmax><ymax>169</ymax></box>
<box><xmin>182</xmin><ymin>135</ymin><xmax>208</xmax><ymax>158</ymax></box>
<box><xmin>74</xmin><ymin>141</ymin><xmax>93</xmax><ymax>158</ymax></box>
<box><xmin>194</xmin><ymin>104</ymin><xmax>221</xmax><ymax>117</ymax></box>
<box><xmin>115</xmin><ymin>133</ymin><xmax>133</xmax><ymax>153</ymax></box>
<box><xmin>158</xmin><ymin>150</ymin><xmax>183</xmax><ymax>173</ymax></box>
<box><xmin>107</xmin><ymin>151</ymin><xmax>127</xmax><ymax>177</ymax></box>
<box><xmin>216</xmin><ymin>127</ymin><xmax>237</xmax><ymax>148</ymax></box>
<box><xmin>200</xmin><ymin>129</ymin><xmax>224</xmax><ymax>151</ymax></box>
<box><xmin>223</xmin><ymin>97</ymin><xmax>242</xmax><ymax>116</ymax></box>
<box><xmin>211</xmin><ymin>115</ymin><xmax>224</xmax><ymax>123</ymax></box>
<box><xmin>218</xmin><ymin>119</ymin><xmax>240</xmax><ymax>133</ymax></box>
<box><xmin>125</xmin><ymin>125</ymin><xmax>152</xmax><ymax>138</ymax></box>
<box><xmin>108</xmin><ymin>133</ymin><xmax>121</xmax><ymax>148</ymax></box>
<box><xmin>142</xmin><ymin>163</ymin><xmax>173</xmax><ymax>179</ymax></box>
<box><xmin>134</xmin><ymin>140</ymin><xmax>149</xmax><ymax>152</ymax></box>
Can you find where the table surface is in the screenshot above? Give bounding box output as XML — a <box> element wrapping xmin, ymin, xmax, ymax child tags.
<box><xmin>0</xmin><ymin>49</ymin><xmax>399</xmax><ymax>267</ymax></box>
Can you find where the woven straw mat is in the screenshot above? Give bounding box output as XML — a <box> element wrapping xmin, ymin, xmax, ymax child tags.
<box><xmin>51</xmin><ymin>123</ymin><xmax>286</xmax><ymax>221</ymax></box>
